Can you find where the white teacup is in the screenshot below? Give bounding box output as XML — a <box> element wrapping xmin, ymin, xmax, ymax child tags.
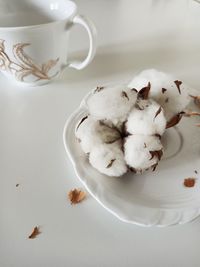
<box><xmin>0</xmin><ymin>0</ymin><xmax>97</xmax><ymax>85</ymax></box>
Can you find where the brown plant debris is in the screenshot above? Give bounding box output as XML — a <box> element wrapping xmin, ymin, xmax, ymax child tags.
<box><xmin>28</xmin><ymin>226</ymin><xmax>41</xmax><ymax>239</ymax></box>
<box><xmin>190</xmin><ymin>95</ymin><xmax>200</xmax><ymax>107</ymax></box>
<box><xmin>183</xmin><ymin>178</ymin><xmax>196</xmax><ymax>188</ymax></box>
<box><xmin>76</xmin><ymin>116</ymin><xmax>88</xmax><ymax>130</ymax></box>
<box><xmin>162</xmin><ymin>88</ymin><xmax>167</xmax><ymax>94</ymax></box>
<box><xmin>152</xmin><ymin>163</ymin><xmax>158</xmax><ymax>172</ymax></box>
<box><xmin>166</xmin><ymin>112</ymin><xmax>185</xmax><ymax>128</ymax></box>
<box><xmin>174</xmin><ymin>80</ymin><xmax>182</xmax><ymax>94</ymax></box>
<box><xmin>121</xmin><ymin>91</ymin><xmax>129</xmax><ymax>100</ymax></box>
<box><xmin>68</xmin><ymin>189</ymin><xmax>86</xmax><ymax>205</ymax></box>
<box><xmin>183</xmin><ymin>111</ymin><xmax>200</xmax><ymax>117</ymax></box>
<box><xmin>165</xmin><ymin>98</ymin><xmax>169</xmax><ymax>103</ymax></box>
<box><xmin>154</xmin><ymin>134</ymin><xmax>162</xmax><ymax>140</ymax></box>
<box><xmin>94</xmin><ymin>86</ymin><xmax>104</xmax><ymax>93</ymax></box>
<box><xmin>149</xmin><ymin>150</ymin><xmax>163</xmax><ymax>161</ymax></box>
<box><xmin>131</xmin><ymin>88</ymin><xmax>138</xmax><ymax>92</ymax></box>
<box><xmin>106</xmin><ymin>159</ymin><xmax>116</xmax><ymax>168</ymax></box>
<box><xmin>154</xmin><ymin>106</ymin><xmax>162</xmax><ymax>120</ymax></box>
<box><xmin>138</xmin><ymin>82</ymin><xmax>151</xmax><ymax>100</ymax></box>
<box><xmin>129</xmin><ymin>167</ymin><xmax>137</xmax><ymax>173</ymax></box>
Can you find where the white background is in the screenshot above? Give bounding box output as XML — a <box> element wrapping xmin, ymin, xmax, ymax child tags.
<box><xmin>1</xmin><ymin>0</ymin><xmax>200</xmax><ymax>266</ymax></box>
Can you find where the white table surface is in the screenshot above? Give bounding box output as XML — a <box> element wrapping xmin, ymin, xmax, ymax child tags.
<box><xmin>1</xmin><ymin>1</ymin><xmax>200</xmax><ymax>266</ymax></box>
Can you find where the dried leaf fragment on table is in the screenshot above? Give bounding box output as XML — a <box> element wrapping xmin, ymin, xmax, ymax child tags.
<box><xmin>68</xmin><ymin>189</ymin><xmax>86</xmax><ymax>205</ymax></box>
<box><xmin>183</xmin><ymin>178</ymin><xmax>196</xmax><ymax>188</ymax></box>
<box><xmin>28</xmin><ymin>226</ymin><xmax>41</xmax><ymax>239</ymax></box>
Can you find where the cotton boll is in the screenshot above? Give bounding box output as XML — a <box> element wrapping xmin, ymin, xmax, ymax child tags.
<box><xmin>86</xmin><ymin>85</ymin><xmax>137</xmax><ymax>125</ymax></box>
<box><xmin>124</xmin><ymin>135</ymin><xmax>163</xmax><ymax>172</ymax></box>
<box><xmin>126</xmin><ymin>99</ymin><xmax>167</xmax><ymax>136</ymax></box>
<box><xmin>128</xmin><ymin>69</ymin><xmax>191</xmax><ymax>122</ymax></box>
<box><xmin>128</xmin><ymin>69</ymin><xmax>169</xmax><ymax>93</ymax></box>
<box><xmin>151</xmin><ymin>80</ymin><xmax>190</xmax><ymax>124</ymax></box>
<box><xmin>75</xmin><ymin>116</ymin><xmax>121</xmax><ymax>153</ymax></box>
<box><xmin>89</xmin><ymin>141</ymin><xmax>127</xmax><ymax>177</ymax></box>
<box><xmin>75</xmin><ymin>116</ymin><xmax>98</xmax><ymax>153</ymax></box>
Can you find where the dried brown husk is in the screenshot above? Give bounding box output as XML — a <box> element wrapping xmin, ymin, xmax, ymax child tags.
<box><xmin>137</xmin><ymin>82</ymin><xmax>151</xmax><ymax>100</ymax></box>
<box><xmin>166</xmin><ymin>112</ymin><xmax>185</xmax><ymax>128</ymax></box>
<box><xmin>94</xmin><ymin>86</ymin><xmax>104</xmax><ymax>93</ymax></box>
<box><xmin>28</xmin><ymin>226</ymin><xmax>41</xmax><ymax>239</ymax></box>
<box><xmin>121</xmin><ymin>91</ymin><xmax>129</xmax><ymax>100</ymax></box>
<box><xmin>68</xmin><ymin>189</ymin><xmax>86</xmax><ymax>205</ymax></box>
<box><xmin>154</xmin><ymin>106</ymin><xmax>162</xmax><ymax>120</ymax></box>
<box><xmin>131</xmin><ymin>88</ymin><xmax>138</xmax><ymax>93</ymax></box>
<box><xmin>106</xmin><ymin>159</ymin><xmax>116</xmax><ymax>168</ymax></box>
<box><xmin>162</xmin><ymin>88</ymin><xmax>167</xmax><ymax>94</ymax></box>
<box><xmin>152</xmin><ymin>163</ymin><xmax>158</xmax><ymax>172</ymax></box>
<box><xmin>128</xmin><ymin>167</ymin><xmax>137</xmax><ymax>173</ymax></box>
<box><xmin>174</xmin><ymin>80</ymin><xmax>182</xmax><ymax>94</ymax></box>
<box><xmin>182</xmin><ymin>110</ymin><xmax>200</xmax><ymax>130</ymax></box>
<box><xmin>183</xmin><ymin>111</ymin><xmax>200</xmax><ymax>117</ymax></box>
<box><xmin>190</xmin><ymin>95</ymin><xmax>200</xmax><ymax>107</ymax></box>
<box><xmin>154</xmin><ymin>134</ymin><xmax>162</xmax><ymax>140</ymax></box>
<box><xmin>149</xmin><ymin>150</ymin><xmax>163</xmax><ymax>161</ymax></box>
<box><xmin>183</xmin><ymin>178</ymin><xmax>196</xmax><ymax>188</ymax></box>
<box><xmin>76</xmin><ymin>116</ymin><xmax>88</xmax><ymax>130</ymax></box>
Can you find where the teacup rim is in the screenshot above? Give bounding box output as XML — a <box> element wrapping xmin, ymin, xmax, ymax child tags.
<box><xmin>0</xmin><ymin>0</ymin><xmax>77</xmax><ymax>31</ymax></box>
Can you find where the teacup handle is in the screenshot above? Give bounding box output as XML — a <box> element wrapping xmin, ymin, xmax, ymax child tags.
<box><xmin>68</xmin><ymin>15</ymin><xmax>97</xmax><ymax>70</ymax></box>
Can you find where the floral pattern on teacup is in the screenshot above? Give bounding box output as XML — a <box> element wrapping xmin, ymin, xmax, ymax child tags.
<box><xmin>0</xmin><ymin>39</ymin><xmax>59</xmax><ymax>82</ymax></box>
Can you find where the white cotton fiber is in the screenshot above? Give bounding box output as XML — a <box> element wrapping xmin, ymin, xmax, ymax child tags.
<box><xmin>128</xmin><ymin>69</ymin><xmax>190</xmax><ymax>122</ymax></box>
<box><xmin>86</xmin><ymin>84</ymin><xmax>137</xmax><ymax>125</ymax></box>
<box><xmin>124</xmin><ymin>135</ymin><xmax>163</xmax><ymax>172</ymax></box>
<box><xmin>75</xmin><ymin>70</ymin><xmax>191</xmax><ymax>177</ymax></box>
<box><xmin>126</xmin><ymin>99</ymin><xmax>166</xmax><ymax>135</ymax></box>
<box><xmin>89</xmin><ymin>141</ymin><xmax>127</xmax><ymax>177</ymax></box>
<box><xmin>75</xmin><ymin>116</ymin><xmax>121</xmax><ymax>153</ymax></box>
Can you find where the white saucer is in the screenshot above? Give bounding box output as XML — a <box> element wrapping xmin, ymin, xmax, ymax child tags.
<box><xmin>63</xmin><ymin>90</ymin><xmax>200</xmax><ymax>227</ymax></box>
